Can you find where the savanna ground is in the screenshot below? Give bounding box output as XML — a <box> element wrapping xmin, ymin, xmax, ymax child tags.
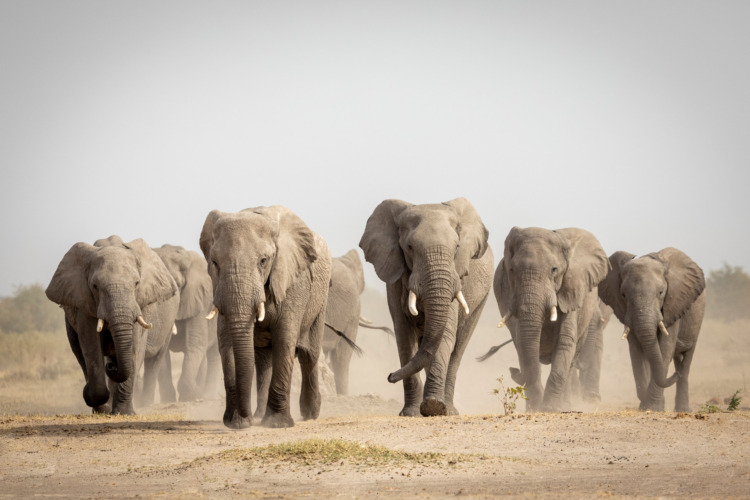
<box><xmin>1</xmin><ymin>291</ymin><xmax>749</xmax><ymax>498</ymax></box>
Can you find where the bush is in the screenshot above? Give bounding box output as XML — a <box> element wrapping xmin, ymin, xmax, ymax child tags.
<box><xmin>705</xmin><ymin>264</ymin><xmax>750</xmax><ymax>321</ymax></box>
<box><xmin>0</xmin><ymin>284</ymin><xmax>63</xmax><ymax>334</ymax></box>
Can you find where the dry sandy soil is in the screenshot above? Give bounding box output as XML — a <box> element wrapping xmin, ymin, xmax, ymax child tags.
<box><xmin>1</xmin><ymin>297</ymin><xmax>749</xmax><ymax>498</ymax></box>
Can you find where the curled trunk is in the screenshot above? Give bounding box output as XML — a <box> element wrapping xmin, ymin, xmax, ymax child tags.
<box><xmin>634</xmin><ymin>316</ymin><xmax>679</xmax><ymax>388</ymax></box>
<box><xmin>388</xmin><ymin>251</ymin><xmax>453</xmax><ymax>383</ymax></box>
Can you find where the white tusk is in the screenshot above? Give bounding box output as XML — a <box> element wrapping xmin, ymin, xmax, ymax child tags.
<box><xmin>550</xmin><ymin>306</ymin><xmax>558</xmax><ymax>322</ymax></box>
<box><xmin>172</xmin><ymin>324</ymin><xmax>178</xmax><ymax>335</ymax></box>
<box><xmin>658</xmin><ymin>321</ymin><xmax>669</xmax><ymax>337</ymax></box>
<box><xmin>96</xmin><ymin>318</ymin><xmax>104</xmax><ymax>333</ymax></box>
<box><xmin>456</xmin><ymin>291</ymin><xmax>470</xmax><ymax>315</ymax></box>
<box><xmin>205</xmin><ymin>306</ymin><xmax>218</xmax><ymax>320</ymax></box>
<box><xmin>136</xmin><ymin>316</ymin><xmax>153</xmax><ymax>330</ymax></box>
<box><xmin>359</xmin><ymin>316</ymin><xmax>372</xmax><ymax>325</ymax></box>
<box><xmin>497</xmin><ymin>312</ymin><xmax>511</xmax><ymax>329</ymax></box>
<box><xmin>622</xmin><ymin>326</ymin><xmax>630</xmax><ymax>340</ymax></box>
<box><xmin>257</xmin><ymin>302</ymin><xmax>265</xmax><ymax>322</ymax></box>
<box><xmin>408</xmin><ymin>291</ymin><xmax>418</xmax><ymax>316</ymax></box>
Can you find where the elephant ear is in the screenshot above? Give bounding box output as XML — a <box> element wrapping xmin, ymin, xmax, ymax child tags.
<box><xmin>597</xmin><ymin>251</ymin><xmax>636</xmax><ymax>324</ymax></box>
<box><xmin>493</xmin><ymin>258</ymin><xmax>513</xmax><ymax>315</ymax></box>
<box><xmin>199</xmin><ymin>210</ymin><xmax>223</xmax><ymax>262</ymax></box>
<box><xmin>556</xmin><ymin>228</ymin><xmax>609</xmax><ymax>314</ymax></box>
<box><xmin>359</xmin><ymin>199</ymin><xmax>412</xmax><ymax>284</ymax></box>
<box><xmin>443</xmin><ymin>198</ymin><xmax>489</xmax><ymax>278</ymax></box>
<box><xmin>339</xmin><ymin>249</ymin><xmax>365</xmax><ymax>294</ymax></box>
<box><xmin>650</xmin><ymin>247</ymin><xmax>705</xmax><ymax>327</ymax></box>
<box><xmin>252</xmin><ymin>206</ymin><xmax>318</xmax><ymax>305</ymax></box>
<box><xmin>125</xmin><ymin>239</ymin><xmax>178</xmax><ymax>308</ymax></box>
<box><xmin>179</xmin><ymin>251</ymin><xmax>213</xmax><ymax>319</ymax></box>
<box><xmin>45</xmin><ymin>242</ymin><xmax>97</xmax><ymax>316</ymax></box>
<box><xmin>153</xmin><ymin>244</ymin><xmax>190</xmax><ymax>290</ymax></box>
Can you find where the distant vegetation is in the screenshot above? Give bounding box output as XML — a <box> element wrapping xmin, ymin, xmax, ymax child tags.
<box><xmin>0</xmin><ymin>284</ymin><xmax>63</xmax><ymax>334</ymax></box>
<box><xmin>705</xmin><ymin>264</ymin><xmax>750</xmax><ymax>321</ymax></box>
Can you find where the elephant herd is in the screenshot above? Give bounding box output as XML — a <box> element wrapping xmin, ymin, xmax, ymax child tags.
<box><xmin>46</xmin><ymin>198</ymin><xmax>706</xmax><ymax>429</ymax></box>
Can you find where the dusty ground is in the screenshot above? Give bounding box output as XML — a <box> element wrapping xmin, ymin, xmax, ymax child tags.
<box><xmin>1</xmin><ymin>298</ymin><xmax>749</xmax><ymax>498</ymax></box>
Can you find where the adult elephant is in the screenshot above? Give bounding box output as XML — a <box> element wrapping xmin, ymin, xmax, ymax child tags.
<box><xmin>494</xmin><ymin>227</ymin><xmax>609</xmax><ymax>412</ymax></box>
<box><xmin>45</xmin><ymin>235</ymin><xmax>179</xmax><ymax>415</ymax></box>
<box><xmin>324</xmin><ymin>248</ymin><xmax>393</xmax><ymax>396</ymax></box>
<box><xmin>359</xmin><ymin>198</ymin><xmax>493</xmax><ymax>417</ymax></box>
<box><xmin>200</xmin><ymin>206</ymin><xmax>331</xmax><ymax>429</ymax></box>
<box><xmin>598</xmin><ymin>248</ymin><xmax>705</xmax><ymax>412</ymax></box>
<box><xmin>153</xmin><ymin>244</ymin><xmax>220</xmax><ymax>402</ymax></box>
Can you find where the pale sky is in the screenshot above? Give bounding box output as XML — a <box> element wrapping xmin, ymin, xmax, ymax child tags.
<box><xmin>1</xmin><ymin>1</ymin><xmax>748</xmax><ymax>296</ymax></box>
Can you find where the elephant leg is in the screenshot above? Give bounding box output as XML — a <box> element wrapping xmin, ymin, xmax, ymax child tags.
<box><xmin>157</xmin><ymin>343</ymin><xmax>177</xmax><ymax>403</ymax></box>
<box><xmin>542</xmin><ymin>312</ymin><xmax>579</xmax><ymax>411</ymax></box>
<box><xmin>673</xmin><ymin>347</ymin><xmax>695</xmax><ymax>412</ymax></box>
<box><xmin>138</xmin><ymin>353</ymin><xmax>159</xmax><ymax>408</ymax></box>
<box><xmin>261</xmin><ymin>331</ymin><xmax>297</xmax><ymax>428</ymax></box>
<box><xmin>177</xmin><ymin>316</ymin><xmax>208</xmax><ymax>402</ymax></box>
<box><xmin>421</xmin><ymin>324</ymin><xmax>455</xmax><ymax>417</ymax></box>
<box><xmin>254</xmin><ymin>346</ymin><xmax>273</xmax><ymax>420</ymax></box>
<box><xmin>298</xmin><ymin>311</ymin><xmax>324</xmax><ymax>421</ymax></box>
<box><xmin>329</xmin><ymin>340</ymin><xmax>354</xmax><ymax>396</ymax></box>
<box><xmin>203</xmin><ymin>340</ymin><xmax>221</xmax><ymax>400</ymax></box>
<box><xmin>394</xmin><ymin>322</ymin><xmax>424</xmax><ymax>417</ymax></box>
<box><xmin>443</xmin><ymin>298</ymin><xmax>485</xmax><ymax>415</ymax></box>
<box><xmin>579</xmin><ymin>325</ymin><xmax>604</xmax><ymax>401</ymax></box>
<box><xmin>196</xmin><ymin>355</ymin><xmax>208</xmax><ymax>394</ymax></box>
<box><xmin>65</xmin><ymin>319</ymin><xmax>87</xmax><ymax>375</ymax></box>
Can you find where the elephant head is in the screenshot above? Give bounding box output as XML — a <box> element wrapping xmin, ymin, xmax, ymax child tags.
<box><xmin>495</xmin><ymin>227</ymin><xmax>608</xmax><ymax>406</ymax></box>
<box><xmin>359</xmin><ymin>198</ymin><xmax>489</xmax><ymax>383</ymax></box>
<box><xmin>45</xmin><ymin>236</ymin><xmax>177</xmax><ymax>400</ymax></box>
<box><xmin>153</xmin><ymin>244</ymin><xmax>212</xmax><ymax>321</ymax></box>
<box><xmin>598</xmin><ymin>248</ymin><xmax>705</xmax><ymax>388</ymax></box>
<box><xmin>199</xmin><ymin>206</ymin><xmax>318</xmax><ymax>422</ymax></box>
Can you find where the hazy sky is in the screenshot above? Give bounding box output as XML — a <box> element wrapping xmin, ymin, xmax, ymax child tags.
<box><xmin>1</xmin><ymin>1</ymin><xmax>748</xmax><ymax>296</ymax></box>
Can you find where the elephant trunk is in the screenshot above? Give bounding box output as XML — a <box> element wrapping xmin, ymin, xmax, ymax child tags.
<box><xmin>107</xmin><ymin>322</ymin><xmax>134</xmax><ymax>383</ymax></box>
<box><xmin>633</xmin><ymin>312</ymin><xmax>679</xmax><ymax>388</ymax></box>
<box><xmin>388</xmin><ymin>249</ymin><xmax>453</xmax><ymax>383</ymax></box>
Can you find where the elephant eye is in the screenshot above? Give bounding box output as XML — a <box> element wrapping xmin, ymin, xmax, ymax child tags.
<box><xmin>658</xmin><ymin>290</ymin><xmax>664</xmax><ymax>296</ymax></box>
<box><xmin>135</xmin><ymin>280</ymin><xmax>139</xmax><ymax>287</ymax></box>
<box><xmin>260</xmin><ymin>257</ymin><xmax>268</xmax><ymax>266</ymax></box>
<box><xmin>408</xmin><ymin>244</ymin><xmax>413</xmax><ymax>251</ymax></box>
<box><xmin>551</xmin><ymin>267</ymin><xmax>558</xmax><ymax>274</ymax></box>
<box><xmin>92</xmin><ymin>284</ymin><xmax>98</xmax><ymax>290</ymax></box>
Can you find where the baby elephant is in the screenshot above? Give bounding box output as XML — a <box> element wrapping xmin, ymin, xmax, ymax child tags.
<box><xmin>598</xmin><ymin>248</ymin><xmax>706</xmax><ymax>412</ymax></box>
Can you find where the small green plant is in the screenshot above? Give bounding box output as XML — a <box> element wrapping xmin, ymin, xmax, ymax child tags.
<box><xmin>727</xmin><ymin>390</ymin><xmax>742</xmax><ymax>411</ymax></box>
<box><xmin>699</xmin><ymin>402</ymin><xmax>721</xmax><ymax>414</ymax></box>
<box><xmin>493</xmin><ymin>375</ymin><xmax>527</xmax><ymax>415</ymax></box>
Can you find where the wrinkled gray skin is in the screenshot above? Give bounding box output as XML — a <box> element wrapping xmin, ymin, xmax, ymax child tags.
<box><xmin>153</xmin><ymin>245</ymin><xmax>220</xmax><ymax>402</ymax></box>
<box><xmin>45</xmin><ymin>236</ymin><xmax>178</xmax><ymax>415</ymax></box>
<box><xmin>323</xmin><ymin>249</ymin><xmax>393</xmax><ymax>395</ymax></box>
<box><xmin>494</xmin><ymin>227</ymin><xmax>609</xmax><ymax>412</ymax></box>
<box><xmin>360</xmin><ymin>198</ymin><xmax>493</xmax><ymax>417</ymax></box>
<box><xmin>200</xmin><ymin>206</ymin><xmax>331</xmax><ymax>429</ymax></box>
<box><xmin>573</xmin><ymin>301</ymin><xmax>612</xmax><ymax>401</ymax></box>
<box><xmin>599</xmin><ymin>248</ymin><xmax>706</xmax><ymax>411</ymax></box>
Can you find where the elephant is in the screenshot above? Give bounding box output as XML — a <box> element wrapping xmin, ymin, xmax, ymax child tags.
<box><xmin>493</xmin><ymin>227</ymin><xmax>609</xmax><ymax>412</ymax></box>
<box><xmin>45</xmin><ymin>235</ymin><xmax>179</xmax><ymax>415</ymax></box>
<box><xmin>200</xmin><ymin>206</ymin><xmax>331</xmax><ymax>429</ymax></box>
<box><xmin>153</xmin><ymin>244</ymin><xmax>220</xmax><ymax>402</ymax></box>
<box><xmin>323</xmin><ymin>248</ymin><xmax>393</xmax><ymax>396</ymax></box>
<box><xmin>598</xmin><ymin>248</ymin><xmax>706</xmax><ymax>412</ymax></box>
<box><xmin>359</xmin><ymin>198</ymin><xmax>493</xmax><ymax>417</ymax></box>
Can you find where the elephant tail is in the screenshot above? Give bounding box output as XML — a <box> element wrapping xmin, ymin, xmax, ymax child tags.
<box><xmin>358</xmin><ymin>317</ymin><xmax>394</xmax><ymax>337</ymax></box>
<box><xmin>325</xmin><ymin>323</ymin><xmax>364</xmax><ymax>356</ymax></box>
<box><xmin>476</xmin><ymin>338</ymin><xmax>514</xmax><ymax>362</ymax></box>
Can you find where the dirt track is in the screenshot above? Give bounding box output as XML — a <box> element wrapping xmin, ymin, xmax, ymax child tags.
<box><xmin>2</xmin><ymin>395</ymin><xmax>749</xmax><ymax>499</ymax></box>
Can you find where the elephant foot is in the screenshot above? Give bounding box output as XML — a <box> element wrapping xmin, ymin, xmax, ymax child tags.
<box><xmin>92</xmin><ymin>403</ymin><xmax>111</xmax><ymax>414</ymax></box>
<box><xmin>399</xmin><ymin>404</ymin><xmax>421</xmax><ymax>417</ymax></box>
<box><xmin>111</xmin><ymin>406</ymin><xmax>136</xmax><ymax>416</ymax></box>
<box><xmin>262</xmin><ymin>411</ymin><xmax>295</xmax><ymax>428</ymax></box>
<box><xmin>223</xmin><ymin>409</ymin><xmax>252</xmax><ymax>430</ymax></box>
<box><xmin>253</xmin><ymin>407</ymin><xmax>266</xmax><ymax>422</ymax></box>
<box><xmin>509</xmin><ymin>367</ymin><xmax>523</xmax><ymax>385</ymax></box>
<box><xmin>300</xmin><ymin>393</ymin><xmax>321</xmax><ymax>421</ymax></box>
<box><xmin>446</xmin><ymin>403</ymin><xmax>460</xmax><ymax>416</ymax></box>
<box><xmin>583</xmin><ymin>391</ymin><xmax>601</xmax><ymax>402</ymax></box>
<box><xmin>638</xmin><ymin>402</ymin><xmax>665</xmax><ymax>412</ymax></box>
<box><xmin>420</xmin><ymin>397</ymin><xmax>447</xmax><ymax>417</ymax></box>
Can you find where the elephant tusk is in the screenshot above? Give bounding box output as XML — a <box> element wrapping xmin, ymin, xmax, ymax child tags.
<box><xmin>136</xmin><ymin>316</ymin><xmax>153</xmax><ymax>330</ymax></box>
<box><xmin>550</xmin><ymin>306</ymin><xmax>558</xmax><ymax>322</ymax></box>
<box><xmin>408</xmin><ymin>291</ymin><xmax>418</xmax><ymax>316</ymax></box>
<box><xmin>171</xmin><ymin>324</ymin><xmax>178</xmax><ymax>335</ymax></box>
<box><xmin>658</xmin><ymin>321</ymin><xmax>669</xmax><ymax>337</ymax></box>
<box><xmin>359</xmin><ymin>316</ymin><xmax>372</xmax><ymax>325</ymax></box>
<box><xmin>621</xmin><ymin>326</ymin><xmax>630</xmax><ymax>340</ymax></box>
<box><xmin>96</xmin><ymin>318</ymin><xmax>104</xmax><ymax>333</ymax></box>
<box><xmin>257</xmin><ymin>302</ymin><xmax>265</xmax><ymax>322</ymax></box>
<box><xmin>205</xmin><ymin>306</ymin><xmax>218</xmax><ymax>320</ymax></box>
<box><xmin>497</xmin><ymin>312</ymin><xmax>511</xmax><ymax>329</ymax></box>
<box><xmin>456</xmin><ymin>291</ymin><xmax>470</xmax><ymax>315</ymax></box>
